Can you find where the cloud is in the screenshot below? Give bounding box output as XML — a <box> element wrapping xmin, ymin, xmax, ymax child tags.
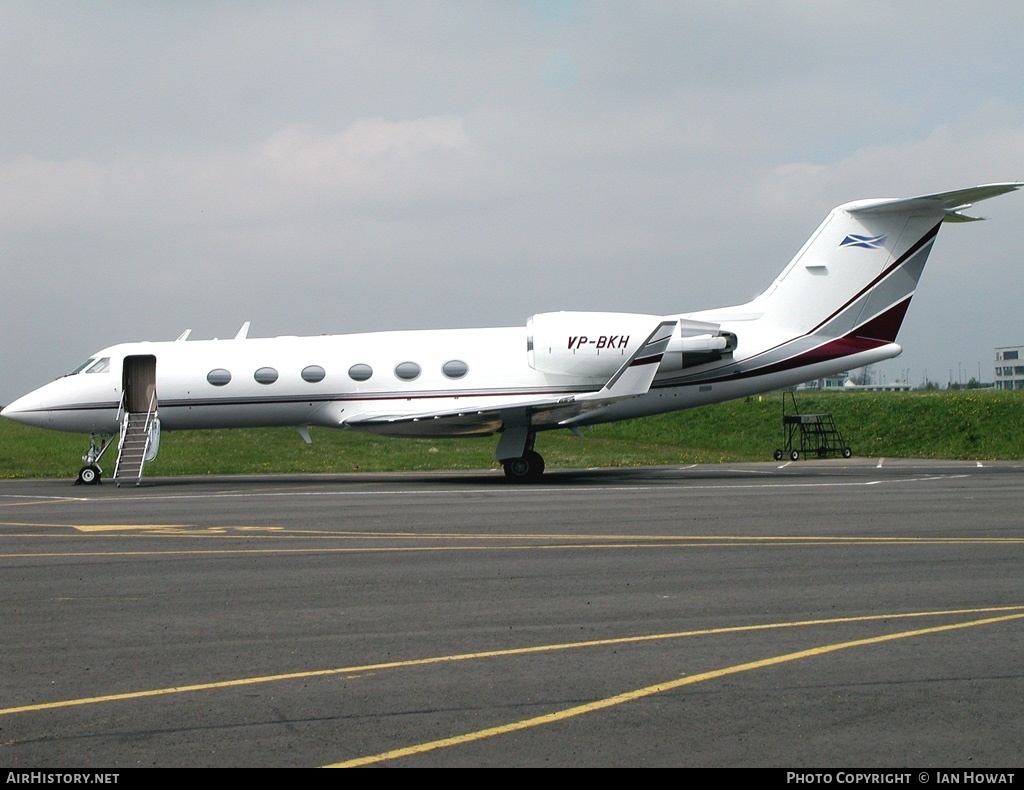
<box><xmin>751</xmin><ymin>105</ymin><xmax>1024</xmax><ymax>220</ymax></box>
<box><xmin>4</xmin><ymin>4</ymin><xmax>1024</xmax><ymax>405</ymax></box>
<box><xmin>1</xmin><ymin>115</ymin><xmax>482</xmax><ymax>235</ymax></box>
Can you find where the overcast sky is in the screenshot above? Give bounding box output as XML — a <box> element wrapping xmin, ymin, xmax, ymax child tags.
<box><xmin>3</xmin><ymin>1</ymin><xmax>1024</xmax><ymax>405</ymax></box>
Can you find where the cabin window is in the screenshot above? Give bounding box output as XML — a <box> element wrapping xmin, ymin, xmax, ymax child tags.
<box><xmin>301</xmin><ymin>365</ymin><xmax>326</xmax><ymax>383</ymax></box>
<box><xmin>348</xmin><ymin>364</ymin><xmax>373</xmax><ymax>382</ymax></box>
<box><xmin>395</xmin><ymin>361</ymin><xmax>421</xmax><ymax>381</ymax></box>
<box><xmin>442</xmin><ymin>359</ymin><xmax>469</xmax><ymax>379</ymax></box>
<box><xmin>86</xmin><ymin>358</ymin><xmax>110</xmax><ymax>374</ymax></box>
<box><xmin>254</xmin><ymin>367</ymin><xmax>279</xmax><ymax>385</ymax></box>
<box><xmin>207</xmin><ymin>369</ymin><xmax>232</xmax><ymax>386</ymax></box>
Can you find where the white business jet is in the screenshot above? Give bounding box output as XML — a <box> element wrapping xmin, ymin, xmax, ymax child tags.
<box><xmin>3</xmin><ymin>183</ymin><xmax>1020</xmax><ymax>484</ymax></box>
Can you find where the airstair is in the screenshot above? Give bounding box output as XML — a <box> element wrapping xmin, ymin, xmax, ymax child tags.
<box><xmin>113</xmin><ymin>392</ymin><xmax>159</xmax><ymax>486</ymax></box>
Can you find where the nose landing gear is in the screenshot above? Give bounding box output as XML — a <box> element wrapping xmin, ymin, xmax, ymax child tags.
<box><xmin>77</xmin><ymin>464</ymin><xmax>102</xmax><ymax>485</ymax></box>
<box><xmin>75</xmin><ymin>433</ymin><xmax>113</xmax><ymax>485</ymax></box>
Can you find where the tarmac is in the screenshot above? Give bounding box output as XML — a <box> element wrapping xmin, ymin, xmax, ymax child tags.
<box><xmin>1</xmin><ymin>458</ymin><xmax>1022</xmax><ymax>768</ymax></box>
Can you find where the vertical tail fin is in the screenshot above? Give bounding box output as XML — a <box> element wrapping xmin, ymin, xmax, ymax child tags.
<box><xmin>675</xmin><ymin>183</ymin><xmax>1021</xmax><ymax>385</ymax></box>
<box><xmin>754</xmin><ymin>183</ymin><xmax>1021</xmax><ymax>348</ymax></box>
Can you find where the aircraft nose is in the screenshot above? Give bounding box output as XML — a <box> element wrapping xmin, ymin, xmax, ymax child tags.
<box><xmin>2</xmin><ymin>377</ymin><xmax>120</xmax><ymax>434</ymax></box>
<box><xmin>1</xmin><ymin>393</ymin><xmax>47</xmax><ymax>427</ymax></box>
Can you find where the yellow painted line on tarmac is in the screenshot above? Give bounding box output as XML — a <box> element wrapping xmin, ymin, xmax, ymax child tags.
<box><xmin>4</xmin><ymin>521</ymin><xmax>1024</xmax><ymax>544</ymax></box>
<box><xmin>3</xmin><ymin>537</ymin><xmax>1024</xmax><ymax>560</ymax></box>
<box><xmin>0</xmin><ymin>522</ymin><xmax>192</xmax><ymax>530</ymax></box>
<box><xmin>3</xmin><ymin>605</ymin><xmax>1022</xmax><ymax>719</ymax></box>
<box><xmin>74</xmin><ymin>525</ymin><xmax>193</xmax><ymax>532</ymax></box>
<box><xmin>326</xmin><ymin>609</ymin><xmax>1024</xmax><ymax>768</ymax></box>
<box><xmin>0</xmin><ymin>499</ymin><xmax>92</xmax><ymax>508</ymax></box>
<box><xmin>2</xmin><ymin>531</ymin><xmax>1024</xmax><ymax>559</ymax></box>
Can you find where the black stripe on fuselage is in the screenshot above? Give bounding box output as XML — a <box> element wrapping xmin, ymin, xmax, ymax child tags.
<box><xmin>23</xmin><ymin>384</ymin><xmax>601</xmax><ymax>416</ymax></box>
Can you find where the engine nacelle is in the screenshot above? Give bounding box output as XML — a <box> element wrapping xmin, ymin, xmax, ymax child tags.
<box><xmin>527</xmin><ymin>312</ymin><xmax>738</xmax><ymax>378</ymax></box>
<box><xmin>660</xmin><ymin>319</ymin><xmax>738</xmax><ymax>372</ymax></box>
<box><xmin>527</xmin><ymin>311</ymin><xmax>662</xmax><ymax>378</ymax></box>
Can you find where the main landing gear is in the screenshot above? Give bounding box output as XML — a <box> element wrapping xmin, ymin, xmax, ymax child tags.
<box><xmin>76</xmin><ymin>433</ymin><xmax>114</xmax><ymax>486</ymax></box>
<box><xmin>497</xmin><ymin>425</ymin><xmax>546</xmax><ymax>482</ymax></box>
<box><xmin>502</xmin><ymin>450</ymin><xmax>546</xmax><ymax>482</ymax></box>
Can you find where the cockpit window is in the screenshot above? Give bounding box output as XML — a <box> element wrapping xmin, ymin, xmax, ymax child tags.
<box><xmin>68</xmin><ymin>358</ymin><xmax>96</xmax><ymax>376</ymax></box>
<box><xmin>86</xmin><ymin>358</ymin><xmax>110</xmax><ymax>374</ymax></box>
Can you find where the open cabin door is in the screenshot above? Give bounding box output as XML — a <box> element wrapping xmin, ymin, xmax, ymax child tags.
<box><xmin>114</xmin><ymin>354</ymin><xmax>159</xmax><ymax>486</ymax></box>
<box><xmin>122</xmin><ymin>354</ymin><xmax>157</xmax><ymax>413</ymax></box>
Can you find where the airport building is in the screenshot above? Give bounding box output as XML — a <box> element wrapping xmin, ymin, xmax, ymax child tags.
<box><xmin>842</xmin><ymin>380</ymin><xmax>913</xmax><ymax>392</ymax></box>
<box><xmin>798</xmin><ymin>371</ymin><xmax>917</xmax><ymax>392</ymax></box>
<box><xmin>796</xmin><ymin>373</ymin><xmax>849</xmax><ymax>391</ymax></box>
<box><xmin>995</xmin><ymin>346</ymin><xmax>1024</xmax><ymax>390</ymax></box>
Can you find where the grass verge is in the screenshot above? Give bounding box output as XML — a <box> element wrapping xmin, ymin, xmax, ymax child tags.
<box><xmin>2</xmin><ymin>390</ymin><xmax>1023</xmax><ymax>479</ymax></box>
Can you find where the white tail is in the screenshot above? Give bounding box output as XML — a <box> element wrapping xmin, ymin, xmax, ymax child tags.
<box><xmin>754</xmin><ymin>185</ymin><xmax>1022</xmax><ymax>341</ymax></box>
<box><xmin>680</xmin><ymin>183</ymin><xmax>1021</xmax><ymax>385</ymax></box>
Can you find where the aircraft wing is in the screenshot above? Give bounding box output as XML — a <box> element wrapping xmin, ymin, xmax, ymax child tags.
<box><xmin>343</xmin><ymin>319</ymin><xmax>678</xmax><ymax>437</ymax></box>
<box><xmin>341</xmin><ymin>397</ymin><xmax>576</xmax><ymax>438</ymax></box>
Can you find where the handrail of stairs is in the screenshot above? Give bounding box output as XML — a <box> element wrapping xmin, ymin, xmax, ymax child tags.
<box><xmin>139</xmin><ymin>390</ymin><xmax>158</xmax><ymax>471</ymax></box>
<box><xmin>112</xmin><ymin>392</ymin><xmax>130</xmax><ymax>479</ymax></box>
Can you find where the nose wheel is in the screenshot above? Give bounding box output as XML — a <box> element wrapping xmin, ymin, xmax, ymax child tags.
<box><xmin>76</xmin><ymin>464</ymin><xmax>102</xmax><ymax>485</ymax></box>
<box><xmin>75</xmin><ymin>433</ymin><xmax>113</xmax><ymax>485</ymax></box>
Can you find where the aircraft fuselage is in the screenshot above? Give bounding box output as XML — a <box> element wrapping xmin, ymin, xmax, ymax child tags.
<box><xmin>2</xmin><ymin>320</ymin><xmax>899</xmax><ymax>436</ymax></box>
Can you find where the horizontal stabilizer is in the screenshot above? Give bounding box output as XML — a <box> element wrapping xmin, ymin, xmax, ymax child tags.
<box><xmin>846</xmin><ymin>182</ymin><xmax>1022</xmax><ymax>222</ymax></box>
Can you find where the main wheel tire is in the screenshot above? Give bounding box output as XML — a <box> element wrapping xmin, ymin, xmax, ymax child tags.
<box><xmin>77</xmin><ymin>464</ymin><xmax>101</xmax><ymax>485</ymax></box>
<box><xmin>504</xmin><ymin>457</ymin><xmax>529</xmax><ymax>479</ymax></box>
<box><xmin>503</xmin><ymin>451</ymin><xmax>545</xmax><ymax>482</ymax></box>
<box><xmin>524</xmin><ymin>450</ymin><xmax>545</xmax><ymax>476</ymax></box>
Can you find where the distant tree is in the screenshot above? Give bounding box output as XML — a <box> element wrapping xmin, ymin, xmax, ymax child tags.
<box><xmin>849</xmin><ymin>365</ymin><xmax>874</xmax><ymax>386</ymax></box>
